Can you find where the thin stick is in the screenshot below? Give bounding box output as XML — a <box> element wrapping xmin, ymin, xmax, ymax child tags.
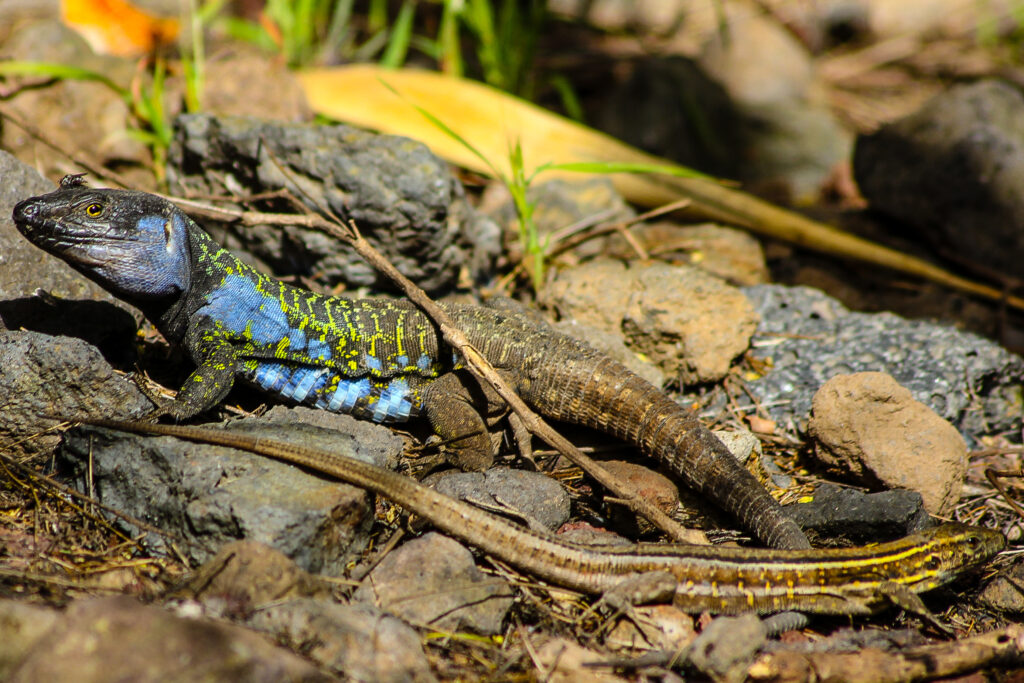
<box><xmin>986</xmin><ymin>468</ymin><xmax>1024</xmax><ymax>520</ymax></box>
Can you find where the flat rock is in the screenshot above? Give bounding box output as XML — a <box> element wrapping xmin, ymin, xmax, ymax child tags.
<box><xmin>605</xmin><ymin>222</ymin><xmax>770</xmax><ymax>287</ymax></box>
<box><xmin>853</xmin><ymin>79</ymin><xmax>1024</xmax><ymax>280</ymax></box>
<box><xmin>429</xmin><ymin>467</ymin><xmax>571</xmax><ymax>532</ymax></box>
<box><xmin>979</xmin><ymin>558</ymin><xmax>1024</xmax><ymax>614</ymax></box>
<box><xmin>5</xmin><ymin>596</ymin><xmax>332</xmax><ymax>682</ymax></box>
<box><xmin>786</xmin><ymin>483</ymin><xmax>931</xmax><ymax>543</ymax></box>
<box><xmin>168</xmin><ymin>113</ymin><xmax>500</xmax><ymax>293</ymax></box>
<box><xmin>548</xmin><ymin>259</ymin><xmax>758</xmax><ymax>384</ymax></box>
<box><xmin>354</xmin><ymin>532</ymin><xmax>514</xmax><ymax>635</ymax></box>
<box><xmin>181</xmin><ymin>540</ymin><xmax>329</xmax><ymax>613</ymax></box>
<box><xmin>807</xmin><ymin>372</ymin><xmax>966</xmax><ymax>515</ymax></box>
<box><xmin>60</xmin><ymin>411</ymin><xmax>403</xmax><ymax>574</ymax></box>
<box><xmin>248</xmin><ymin>599</ymin><xmax>435</xmax><ymax>683</ymax></box>
<box><xmin>553</xmin><ymin>319</ymin><xmax>666</xmax><ymax>387</ymax></box>
<box><xmin>687</xmin><ymin>613</ymin><xmax>766</xmax><ymax>683</ymax></box>
<box><xmin>742</xmin><ymin>284</ymin><xmax>1024</xmax><ymax>441</ymax></box>
<box><xmin>700</xmin><ymin>14</ymin><xmax>850</xmax><ymax>201</ymax></box>
<box><xmin>0</xmin><ymin>331</ymin><xmax>152</xmax><ymax>458</ymax></box>
<box><xmin>0</xmin><ymin>600</ymin><xmax>60</xmax><ymax>680</ymax></box>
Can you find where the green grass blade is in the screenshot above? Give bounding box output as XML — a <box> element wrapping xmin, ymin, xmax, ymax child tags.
<box><xmin>549</xmin><ymin>74</ymin><xmax>583</xmax><ymax>122</ymax></box>
<box><xmin>380</xmin><ymin>0</ymin><xmax>416</xmax><ymax>68</ymax></box>
<box><xmin>0</xmin><ymin>61</ymin><xmax>128</xmax><ymax>97</ymax></box>
<box><xmin>541</xmin><ymin>160</ymin><xmax>712</xmax><ymax>180</ymax></box>
<box><xmin>377</xmin><ymin>77</ymin><xmax>504</xmax><ymax>180</ymax></box>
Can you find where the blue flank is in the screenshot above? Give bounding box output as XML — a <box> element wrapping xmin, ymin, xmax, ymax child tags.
<box><xmin>307</xmin><ymin>337</ymin><xmax>332</xmax><ymax>361</ymax></box>
<box><xmin>326</xmin><ymin>376</ymin><xmax>373</xmax><ymax>412</ymax></box>
<box><xmin>372</xmin><ymin>377</ymin><xmax>415</xmax><ymax>423</ymax></box>
<box><xmin>281</xmin><ymin>366</ymin><xmax>329</xmax><ymax>402</ymax></box>
<box><xmin>203</xmin><ymin>275</ymin><xmax>290</xmax><ymax>344</ymax></box>
<box><xmin>288</xmin><ymin>327</ymin><xmax>307</xmax><ymax>352</ymax></box>
<box><xmin>202</xmin><ymin>270</ymin><xmax>422</xmax><ymax>424</ymax></box>
<box><xmin>253</xmin><ymin>363</ymin><xmax>289</xmax><ymax>393</ymax></box>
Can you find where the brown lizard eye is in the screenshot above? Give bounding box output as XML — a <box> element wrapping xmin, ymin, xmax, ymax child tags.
<box><xmin>85</xmin><ymin>203</ymin><xmax>103</xmax><ymax>217</ymax></box>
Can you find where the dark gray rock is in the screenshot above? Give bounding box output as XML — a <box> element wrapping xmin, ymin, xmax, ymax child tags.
<box><xmin>595</xmin><ymin>56</ymin><xmax>743</xmax><ymax>178</ymax></box>
<box><xmin>786</xmin><ymin>484</ymin><xmax>932</xmax><ymax>544</ymax></box>
<box><xmin>60</xmin><ymin>412</ymin><xmax>404</xmax><ymax>574</ymax></box>
<box><xmin>741</xmin><ymin>285</ymin><xmax>1024</xmax><ymax>443</ymax></box>
<box><xmin>853</xmin><ymin>79</ymin><xmax>1024</xmax><ymax>279</ymax></box>
<box><xmin>353</xmin><ymin>532</ymin><xmax>514</xmax><ymax>635</ymax></box>
<box><xmin>256</xmin><ymin>405</ymin><xmax>405</xmax><ymax>471</ymax></box>
<box><xmin>168</xmin><ymin>114</ymin><xmax>500</xmax><ymax>293</ymax></box>
<box><xmin>429</xmin><ymin>467</ymin><xmax>571</xmax><ymax>531</ymax></box>
<box><xmin>0</xmin><ymin>331</ymin><xmax>152</xmax><ymax>458</ymax></box>
<box><xmin>248</xmin><ymin>599</ymin><xmax>436</xmax><ymax>683</ymax></box>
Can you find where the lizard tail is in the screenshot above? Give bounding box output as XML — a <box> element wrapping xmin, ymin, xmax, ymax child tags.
<box><xmin>524</xmin><ymin>351</ymin><xmax>810</xmax><ymax>550</ymax></box>
<box><xmin>454</xmin><ymin>305</ymin><xmax>810</xmax><ymax>549</ymax></box>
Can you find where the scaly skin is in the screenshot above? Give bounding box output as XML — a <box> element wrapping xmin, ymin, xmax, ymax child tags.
<box><xmin>14</xmin><ymin>176</ymin><xmax>810</xmax><ymax>549</ymax></box>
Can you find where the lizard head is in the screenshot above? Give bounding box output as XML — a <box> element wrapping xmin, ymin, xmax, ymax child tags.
<box><xmin>13</xmin><ymin>175</ymin><xmax>192</xmax><ymax>302</ymax></box>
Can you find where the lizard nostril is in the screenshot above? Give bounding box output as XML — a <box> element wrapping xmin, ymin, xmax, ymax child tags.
<box><xmin>13</xmin><ymin>199</ymin><xmax>39</xmax><ymax>221</ymax></box>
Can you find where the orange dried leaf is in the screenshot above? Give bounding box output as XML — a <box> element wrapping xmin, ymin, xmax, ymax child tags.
<box><xmin>747</xmin><ymin>415</ymin><xmax>777</xmax><ymax>435</ymax></box>
<box><xmin>61</xmin><ymin>0</ymin><xmax>179</xmax><ymax>57</ymax></box>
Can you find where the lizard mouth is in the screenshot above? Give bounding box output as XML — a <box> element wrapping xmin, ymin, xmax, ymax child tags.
<box><xmin>18</xmin><ymin>224</ymin><xmax>120</xmax><ymax>252</ymax></box>
<box><xmin>12</xmin><ymin>198</ymin><xmax>110</xmax><ymax>244</ymax></box>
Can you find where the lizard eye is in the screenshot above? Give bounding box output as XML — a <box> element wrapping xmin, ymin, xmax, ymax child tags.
<box><xmin>85</xmin><ymin>203</ymin><xmax>103</xmax><ymax>217</ymax></box>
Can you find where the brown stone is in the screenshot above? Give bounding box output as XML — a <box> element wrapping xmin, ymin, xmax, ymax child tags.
<box><xmin>807</xmin><ymin>372</ymin><xmax>966</xmax><ymax>515</ymax></box>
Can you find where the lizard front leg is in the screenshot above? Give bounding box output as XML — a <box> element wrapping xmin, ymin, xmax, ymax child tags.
<box><xmin>421</xmin><ymin>370</ymin><xmax>508</xmax><ymax>471</ymax></box>
<box><xmin>153</xmin><ymin>324</ymin><xmax>240</xmax><ymax>420</ymax></box>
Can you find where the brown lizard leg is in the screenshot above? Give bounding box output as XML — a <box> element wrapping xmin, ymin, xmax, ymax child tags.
<box><xmin>422</xmin><ymin>370</ymin><xmax>504</xmax><ymax>471</ymax></box>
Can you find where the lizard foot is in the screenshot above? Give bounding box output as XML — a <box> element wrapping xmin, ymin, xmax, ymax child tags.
<box><xmin>129</xmin><ymin>371</ymin><xmax>177</xmax><ymax>422</ymax></box>
<box><xmin>878</xmin><ymin>581</ymin><xmax>954</xmax><ymax>637</ymax></box>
